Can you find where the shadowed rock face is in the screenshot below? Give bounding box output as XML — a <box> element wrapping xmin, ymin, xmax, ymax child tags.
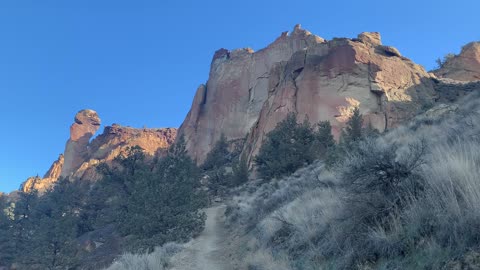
<box><xmin>435</xmin><ymin>42</ymin><xmax>480</xmax><ymax>81</ymax></box>
<box><xmin>21</xmin><ymin>110</ymin><xmax>177</xmax><ymax>193</ymax></box>
<box><xmin>179</xmin><ymin>25</ymin><xmax>437</xmax><ymax>164</ymax></box>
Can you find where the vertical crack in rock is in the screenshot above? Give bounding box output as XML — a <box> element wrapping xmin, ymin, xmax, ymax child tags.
<box><xmin>384</xmin><ymin>111</ymin><xmax>388</xmax><ymax>131</ymax></box>
<box><xmin>201</xmin><ymin>84</ymin><xmax>208</xmax><ymax>105</ymax></box>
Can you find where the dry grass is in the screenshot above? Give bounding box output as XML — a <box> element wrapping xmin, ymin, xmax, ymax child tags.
<box><xmin>103</xmin><ymin>91</ymin><xmax>480</xmax><ymax>270</ymax></box>
<box><xmin>104</xmin><ymin>242</ymin><xmax>183</xmax><ymax>270</ymax></box>
<box><xmin>226</xmin><ymin>90</ymin><xmax>480</xmax><ymax>269</ymax></box>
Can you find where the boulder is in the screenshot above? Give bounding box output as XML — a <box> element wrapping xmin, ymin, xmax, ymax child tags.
<box><xmin>358</xmin><ymin>32</ymin><xmax>382</xmax><ymax>46</ymax></box>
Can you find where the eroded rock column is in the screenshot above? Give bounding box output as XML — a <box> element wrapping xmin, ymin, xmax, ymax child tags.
<box><xmin>60</xmin><ymin>109</ymin><xmax>101</xmax><ymax>178</ymax></box>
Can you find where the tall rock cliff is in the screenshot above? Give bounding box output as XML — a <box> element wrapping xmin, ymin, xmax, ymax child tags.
<box><xmin>179</xmin><ymin>25</ymin><xmax>437</xmax><ymax>163</ymax></box>
<box><xmin>22</xmin><ymin>110</ymin><xmax>177</xmax><ymax>193</ymax></box>
<box><xmin>434</xmin><ymin>42</ymin><xmax>480</xmax><ymax>81</ymax></box>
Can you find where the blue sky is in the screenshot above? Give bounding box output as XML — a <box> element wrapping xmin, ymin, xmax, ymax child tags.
<box><xmin>0</xmin><ymin>0</ymin><xmax>478</xmax><ymax>192</ymax></box>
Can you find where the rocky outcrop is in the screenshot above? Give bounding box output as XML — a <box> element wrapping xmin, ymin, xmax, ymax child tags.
<box><xmin>358</xmin><ymin>32</ymin><xmax>382</xmax><ymax>46</ymax></box>
<box><xmin>22</xmin><ymin>154</ymin><xmax>64</xmax><ymax>193</ymax></box>
<box><xmin>71</xmin><ymin>125</ymin><xmax>177</xmax><ymax>181</ymax></box>
<box><xmin>61</xmin><ymin>109</ymin><xmax>101</xmax><ymax>178</ymax></box>
<box><xmin>179</xmin><ymin>25</ymin><xmax>437</xmax><ymax>164</ymax></box>
<box><xmin>434</xmin><ymin>42</ymin><xmax>480</xmax><ymax>81</ymax></box>
<box><xmin>45</xmin><ymin>154</ymin><xmax>64</xmax><ymax>179</ymax></box>
<box><xmin>22</xmin><ymin>110</ymin><xmax>177</xmax><ymax>193</ymax></box>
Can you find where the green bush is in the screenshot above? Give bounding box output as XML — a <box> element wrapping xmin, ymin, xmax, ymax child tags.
<box><xmin>324</xmin><ymin>138</ymin><xmax>427</xmax><ymax>268</ymax></box>
<box><xmin>435</xmin><ymin>53</ymin><xmax>455</xmax><ymax>68</ymax></box>
<box><xmin>255</xmin><ymin>113</ymin><xmax>333</xmax><ymax>180</ymax></box>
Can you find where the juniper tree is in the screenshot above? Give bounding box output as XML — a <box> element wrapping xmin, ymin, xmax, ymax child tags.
<box><xmin>27</xmin><ymin>178</ymin><xmax>81</xmax><ymax>269</ymax></box>
<box><xmin>115</xmin><ymin>136</ymin><xmax>207</xmax><ymax>251</ymax></box>
<box><xmin>255</xmin><ymin>113</ymin><xmax>317</xmax><ymax>180</ymax></box>
<box><xmin>202</xmin><ymin>134</ymin><xmax>231</xmax><ymax>194</ymax></box>
<box><xmin>11</xmin><ymin>178</ymin><xmax>40</xmax><ymax>265</ymax></box>
<box><xmin>231</xmin><ymin>153</ymin><xmax>249</xmax><ymax>186</ymax></box>
<box><xmin>0</xmin><ymin>195</ymin><xmax>14</xmax><ymax>267</ymax></box>
<box><xmin>315</xmin><ymin>121</ymin><xmax>336</xmax><ymax>154</ymax></box>
<box><xmin>202</xmin><ymin>133</ymin><xmax>230</xmax><ymax>171</ymax></box>
<box><xmin>343</xmin><ymin>107</ymin><xmax>363</xmax><ymax>143</ymax></box>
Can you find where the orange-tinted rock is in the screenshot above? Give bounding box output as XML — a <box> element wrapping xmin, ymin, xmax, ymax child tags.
<box><xmin>435</xmin><ymin>42</ymin><xmax>480</xmax><ymax>81</ymax></box>
<box><xmin>358</xmin><ymin>32</ymin><xmax>382</xmax><ymax>46</ymax></box>
<box><xmin>44</xmin><ymin>154</ymin><xmax>64</xmax><ymax>179</ymax></box>
<box><xmin>72</xmin><ymin>125</ymin><xmax>177</xmax><ymax>181</ymax></box>
<box><xmin>179</xmin><ymin>26</ymin><xmax>437</xmax><ymax>164</ymax></box>
<box><xmin>89</xmin><ymin>125</ymin><xmax>177</xmax><ymax>160</ymax></box>
<box><xmin>61</xmin><ymin>109</ymin><xmax>101</xmax><ymax>178</ymax></box>
<box><xmin>21</xmin><ymin>154</ymin><xmax>64</xmax><ymax>193</ymax></box>
<box><xmin>21</xmin><ymin>111</ymin><xmax>177</xmax><ymax>193</ymax></box>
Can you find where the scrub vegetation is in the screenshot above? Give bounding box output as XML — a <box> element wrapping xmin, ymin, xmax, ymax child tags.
<box><xmin>0</xmin><ymin>137</ymin><xmax>207</xmax><ymax>269</ymax></box>
<box><xmin>225</xmin><ymin>91</ymin><xmax>480</xmax><ymax>269</ymax></box>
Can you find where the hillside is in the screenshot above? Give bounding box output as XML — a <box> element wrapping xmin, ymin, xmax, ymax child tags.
<box><xmin>1</xmin><ymin>25</ymin><xmax>480</xmax><ymax>269</ymax></box>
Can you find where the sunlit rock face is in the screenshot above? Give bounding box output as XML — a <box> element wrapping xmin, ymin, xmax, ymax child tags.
<box><xmin>434</xmin><ymin>42</ymin><xmax>480</xmax><ymax>82</ymax></box>
<box><xmin>21</xmin><ymin>110</ymin><xmax>177</xmax><ymax>193</ymax></box>
<box><xmin>61</xmin><ymin>109</ymin><xmax>101</xmax><ymax>178</ymax></box>
<box><xmin>22</xmin><ymin>154</ymin><xmax>64</xmax><ymax>193</ymax></box>
<box><xmin>72</xmin><ymin>125</ymin><xmax>177</xmax><ymax>181</ymax></box>
<box><xmin>179</xmin><ymin>25</ymin><xmax>437</xmax><ymax>163</ymax></box>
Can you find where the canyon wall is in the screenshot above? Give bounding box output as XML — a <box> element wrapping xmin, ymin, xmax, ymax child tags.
<box><xmin>179</xmin><ymin>25</ymin><xmax>438</xmax><ymax>163</ymax></box>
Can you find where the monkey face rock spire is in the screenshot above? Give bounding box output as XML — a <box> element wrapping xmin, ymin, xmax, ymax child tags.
<box><xmin>22</xmin><ymin>109</ymin><xmax>177</xmax><ymax>193</ymax></box>
<box><xmin>61</xmin><ymin>109</ymin><xmax>101</xmax><ymax>178</ymax></box>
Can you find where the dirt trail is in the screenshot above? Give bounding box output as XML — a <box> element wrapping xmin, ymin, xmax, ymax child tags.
<box><xmin>170</xmin><ymin>205</ymin><xmax>235</xmax><ymax>270</ymax></box>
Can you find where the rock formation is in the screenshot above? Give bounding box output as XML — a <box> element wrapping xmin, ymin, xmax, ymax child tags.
<box><xmin>179</xmin><ymin>25</ymin><xmax>437</xmax><ymax>163</ymax></box>
<box><xmin>61</xmin><ymin>109</ymin><xmax>101</xmax><ymax>178</ymax></box>
<box><xmin>72</xmin><ymin>124</ymin><xmax>177</xmax><ymax>181</ymax></box>
<box><xmin>434</xmin><ymin>42</ymin><xmax>480</xmax><ymax>81</ymax></box>
<box><xmin>22</xmin><ymin>154</ymin><xmax>64</xmax><ymax>193</ymax></box>
<box><xmin>22</xmin><ymin>110</ymin><xmax>177</xmax><ymax>193</ymax></box>
<box><xmin>19</xmin><ymin>27</ymin><xmax>478</xmax><ymax>192</ymax></box>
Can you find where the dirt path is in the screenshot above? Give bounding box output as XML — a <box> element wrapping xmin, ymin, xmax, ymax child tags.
<box><xmin>170</xmin><ymin>205</ymin><xmax>235</xmax><ymax>270</ymax></box>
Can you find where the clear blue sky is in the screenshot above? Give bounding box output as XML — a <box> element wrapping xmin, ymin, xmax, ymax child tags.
<box><xmin>0</xmin><ymin>0</ymin><xmax>478</xmax><ymax>192</ymax></box>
